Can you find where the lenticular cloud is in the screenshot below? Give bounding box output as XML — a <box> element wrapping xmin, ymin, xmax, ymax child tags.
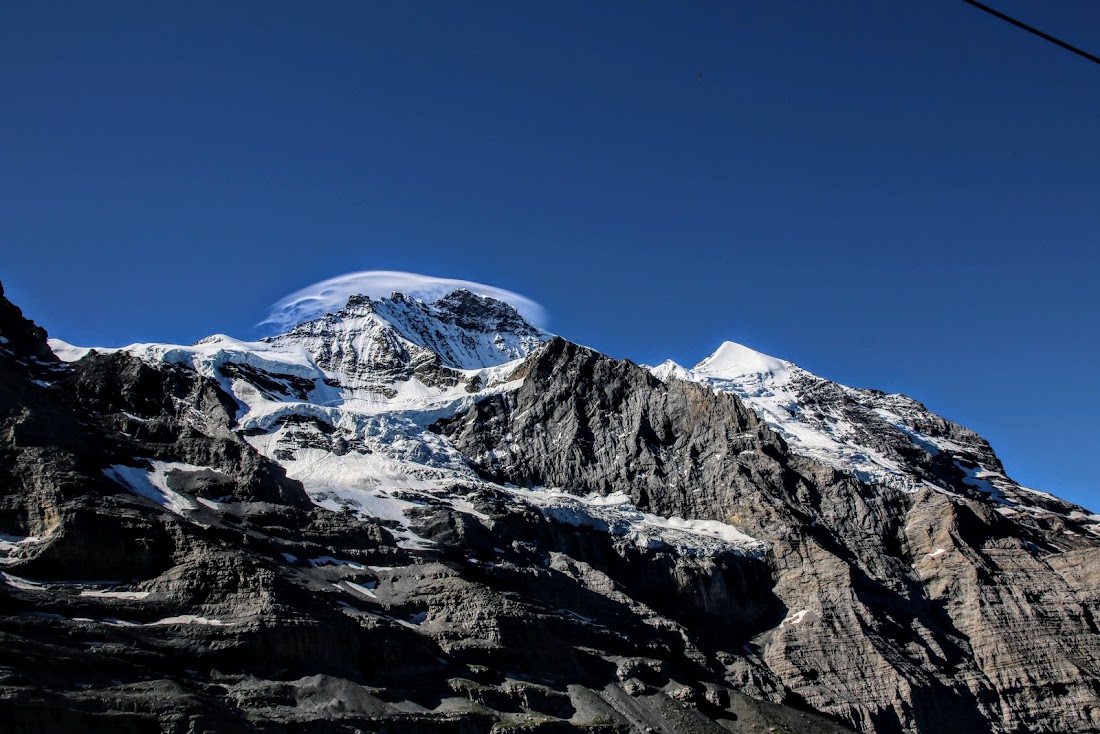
<box><xmin>260</xmin><ymin>271</ymin><xmax>549</xmax><ymax>334</ymax></box>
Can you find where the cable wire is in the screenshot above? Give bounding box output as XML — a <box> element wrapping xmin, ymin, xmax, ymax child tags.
<box><xmin>960</xmin><ymin>0</ymin><xmax>1100</xmax><ymax>66</ymax></box>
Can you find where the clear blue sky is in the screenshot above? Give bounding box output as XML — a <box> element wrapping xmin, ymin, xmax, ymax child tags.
<box><xmin>2</xmin><ymin>2</ymin><xmax>1098</xmax><ymax>507</ymax></box>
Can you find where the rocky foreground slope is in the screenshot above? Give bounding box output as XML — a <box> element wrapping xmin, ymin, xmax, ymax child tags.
<box><xmin>2</xmin><ymin>280</ymin><xmax>1099</xmax><ymax>733</ymax></box>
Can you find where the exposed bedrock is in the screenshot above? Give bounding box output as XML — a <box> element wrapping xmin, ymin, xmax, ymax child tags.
<box><xmin>5</xmin><ymin>282</ymin><xmax>1100</xmax><ymax>733</ymax></box>
<box><xmin>437</xmin><ymin>337</ymin><xmax>1100</xmax><ymax>733</ymax></box>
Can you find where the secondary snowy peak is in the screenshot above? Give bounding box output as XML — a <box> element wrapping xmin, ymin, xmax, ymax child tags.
<box><xmin>269</xmin><ymin>289</ymin><xmax>550</xmax><ymax>376</ymax></box>
<box><xmin>655</xmin><ymin>340</ymin><xmax>1086</xmax><ymax>521</ymax></box>
<box><xmin>650</xmin><ymin>341</ymin><xmax>788</xmax><ymax>388</ymax></box>
<box><xmin>693</xmin><ymin>340</ymin><xmax>788</xmax><ymax>380</ymax></box>
<box><xmin>649</xmin><ymin>359</ymin><xmax>693</xmax><ymax>384</ymax></box>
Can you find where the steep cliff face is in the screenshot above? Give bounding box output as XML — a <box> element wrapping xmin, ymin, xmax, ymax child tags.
<box><xmin>4</xmin><ymin>282</ymin><xmax>1098</xmax><ymax>734</ymax></box>
<box><xmin>2</xmin><ymin>286</ymin><xmax>853</xmax><ymax>733</ymax></box>
<box><xmin>439</xmin><ymin>338</ymin><xmax>1100</xmax><ymax>734</ymax></box>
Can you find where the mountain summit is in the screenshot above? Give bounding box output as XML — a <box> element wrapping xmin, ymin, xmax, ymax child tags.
<box><xmin>654</xmin><ymin>340</ymin><xmax>1063</xmax><ymax>516</ymax></box>
<box><xmin>269</xmin><ymin>288</ymin><xmax>549</xmax><ymax>374</ymax></box>
<box><xmin>4</xmin><ymin>279</ymin><xmax>1100</xmax><ymax>734</ymax></box>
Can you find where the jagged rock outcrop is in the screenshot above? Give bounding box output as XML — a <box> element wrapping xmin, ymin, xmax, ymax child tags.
<box><xmin>437</xmin><ymin>337</ymin><xmax>1100</xmax><ymax>733</ymax></box>
<box><xmin>0</xmin><ymin>282</ymin><xmax>57</xmax><ymax>364</ymax></box>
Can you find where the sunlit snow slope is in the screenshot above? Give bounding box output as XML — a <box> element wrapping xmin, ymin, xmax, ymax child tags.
<box><xmin>51</xmin><ymin>289</ymin><xmax>771</xmax><ymax>556</ymax></box>
<box><xmin>52</xmin><ymin>285</ymin><xmax>1096</xmax><ymax>557</ymax></box>
<box><xmin>651</xmin><ymin>341</ymin><xmax>1096</xmax><ymax>530</ymax></box>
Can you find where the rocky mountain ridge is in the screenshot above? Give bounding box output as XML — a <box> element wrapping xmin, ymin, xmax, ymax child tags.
<box><xmin>652</xmin><ymin>340</ymin><xmax>1096</xmax><ymax>533</ymax></box>
<box><xmin>3</xmin><ymin>281</ymin><xmax>1100</xmax><ymax>733</ymax></box>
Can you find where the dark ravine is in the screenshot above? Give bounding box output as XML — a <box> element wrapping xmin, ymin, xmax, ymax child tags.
<box><xmin>2</xmin><ymin>281</ymin><xmax>1099</xmax><ymax>733</ymax></box>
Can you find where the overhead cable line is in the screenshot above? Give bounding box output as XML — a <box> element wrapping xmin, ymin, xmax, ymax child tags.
<box><xmin>959</xmin><ymin>0</ymin><xmax>1100</xmax><ymax>67</ymax></box>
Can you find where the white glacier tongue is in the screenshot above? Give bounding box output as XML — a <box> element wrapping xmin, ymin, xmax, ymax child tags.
<box><xmin>57</xmin><ymin>287</ymin><xmax>559</xmax><ymax>551</ymax></box>
<box><xmin>58</xmin><ymin>285</ymin><xmax>767</xmax><ymax>557</ymax></box>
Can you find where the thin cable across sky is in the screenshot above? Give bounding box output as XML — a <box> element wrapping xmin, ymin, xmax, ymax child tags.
<box><xmin>960</xmin><ymin>0</ymin><xmax>1100</xmax><ymax>66</ymax></box>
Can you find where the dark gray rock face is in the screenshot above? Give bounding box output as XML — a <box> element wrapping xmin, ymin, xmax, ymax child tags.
<box><xmin>438</xmin><ymin>338</ymin><xmax>1100</xmax><ymax>734</ymax></box>
<box><xmin>1</xmin><ymin>285</ymin><xmax>853</xmax><ymax>732</ymax></box>
<box><xmin>3</xmin><ymin>283</ymin><xmax>1098</xmax><ymax>734</ymax></box>
<box><xmin>438</xmin><ymin>338</ymin><xmax>806</xmax><ymax>527</ymax></box>
<box><xmin>0</xmin><ymin>281</ymin><xmax>57</xmax><ymax>365</ymax></box>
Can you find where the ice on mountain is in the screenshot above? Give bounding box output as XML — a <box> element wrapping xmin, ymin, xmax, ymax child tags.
<box><xmin>507</xmin><ymin>487</ymin><xmax>767</xmax><ymax>557</ymax></box>
<box><xmin>649</xmin><ymin>338</ymin><xmax>1083</xmax><ymax>522</ymax></box>
<box><xmin>80</xmin><ymin>590</ymin><xmax>151</xmax><ymax>600</ymax></box>
<box><xmin>104</xmin><ymin>462</ymin><xmax>205</xmax><ymax>516</ymax></box>
<box><xmin>649</xmin><ymin>359</ymin><xmax>693</xmax><ymax>383</ymax></box>
<box><xmin>48</xmin><ymin>338</ymin><xmax>98</xmax><ymax>362</ymax></box>
<box><xmin>694</xmin><ymin>340</ymin><xmax>787</xmax><ymax>379</ymax></box>
<box><xmin>260</xmin><ymin>270</ymin><xmax>548</xmax><ymax>333</ymax></box>
<box><xmin>55</xmin><ymin>276</ymin><xmax>1089</xmax><ymax>564</ymax></box>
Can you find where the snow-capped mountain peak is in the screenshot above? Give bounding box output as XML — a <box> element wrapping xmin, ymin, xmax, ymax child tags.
<box><xmin>648</xmin><ymin>359</ymin><xmax>693</xmax><ymax>383</ymax></box>
<box><xmin>268</xmin><ymin>288</ymin><xmax>550</xmax><ymax>377</ymax></box>
<box><xmin>15</xmin><ymin>276</ymin><xmax>1100</xmax><ymax>734</ymax></box>
<box><xmin>260</xmin><ymin>270</ymin><xmax>548</xmax><ymax>333</ymax></box>
<box><xmin>653</xmin><ymin>338</ymin><xmax>1087</xmax><ymax>523</ymax></box>
<box><xmin>48</xmin><ymin>286</ymin><xmax>554</xmax><ymax>549</ymax></box>
<box><xmin>693</xmin><ymin>340</ymin><xmax>788</xmax><ymax>380</ymax></box>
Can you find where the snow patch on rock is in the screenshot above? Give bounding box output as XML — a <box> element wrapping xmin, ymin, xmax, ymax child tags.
<box><xmin>508</xmin><ymin>487</ymin><xmax>767</xmax><ymax>558</ymax></box>
<box><xmin>104</xmin><ymin>462</ymin><xmax>207</xmax><ymax>516</ymax></box>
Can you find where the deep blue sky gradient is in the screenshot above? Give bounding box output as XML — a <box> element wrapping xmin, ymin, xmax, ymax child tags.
<box><xmin>2</xmin><ymin>2</ymin><xmax>1098</xmax><ymax>505</ymax></box>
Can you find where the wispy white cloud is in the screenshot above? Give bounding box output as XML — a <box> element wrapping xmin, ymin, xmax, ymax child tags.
<box><xmin>260</xmin><ymin>270</ymin><xmax>548</xmax><ymax>333</ymax></box>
